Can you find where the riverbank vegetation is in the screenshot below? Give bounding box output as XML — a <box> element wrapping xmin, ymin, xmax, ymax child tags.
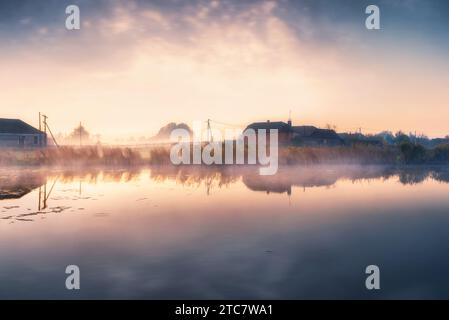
<box><xmin>0</xmin><ymin>146</ymin><xmax>143</xmax><ymax>166</ymax></box>
<box><xmin>0</xmin><ymin>142</ymin><xmax>448</xmax><ymax>167</ymax></box>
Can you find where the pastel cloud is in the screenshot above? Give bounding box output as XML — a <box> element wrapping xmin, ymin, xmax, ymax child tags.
<box><xmin>0</xmin><ymin>0</ymin><xmax>448</xmax><ymax>138</ymax></box>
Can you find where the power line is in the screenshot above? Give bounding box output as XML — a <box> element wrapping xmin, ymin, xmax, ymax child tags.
<box><xmin>208</xmin><ymin>119</ymin><xmax>244</xmax><ymax>129</ymax></box>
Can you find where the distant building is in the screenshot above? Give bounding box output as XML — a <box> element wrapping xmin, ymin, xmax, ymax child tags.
<box><xmin>245</xmin><ymin>119</ymin><xmax>343</xmax><ymax>146</ymax></box>
<box><xmin>0</xmin><ymin>118</ymin><xmax>47</xmax><ymax>148</ymax></box>
<box><xmin>339</xmin><ymin>133</ymin><xmax>384</xmax><ymax>147</ymax></box>
<box><xmin>291</xmin><ymin>125</ymin><xmax>344</xmax><ymax>146</ymax></box>
<box><xmin>246</xmin><ymin>121</ymin><xmax>293</xmax><ymax>144</ymax></box>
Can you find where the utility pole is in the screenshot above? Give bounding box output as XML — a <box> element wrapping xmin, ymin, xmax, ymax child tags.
<box><xmin>40</xmin><ymin>114</ymin><xmax>59</xmax><ymax>148</ymax></box>
<box><xmin>79</xmin><ymin>122</ymin><xmax>82</xmax><ymax>147</ymax></box>
<box><xmin>42</xmin><ymin>114</ymin><xmax>48</xmax><ymax>135</ymax></box>
<box><xmin>38</xmin><ymin>113</ymin><xmax>42</xmax><ymax>146</ymax></box>
<box><xmin>42</xmin><ymin>114</ymin><xmax>48</xmax><ymax>147</ymax></box>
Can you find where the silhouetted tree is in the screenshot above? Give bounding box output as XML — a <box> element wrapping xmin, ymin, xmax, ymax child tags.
<box><xmin>69</xmin><ymin>124</ymin><xmax>90</xmax><ymax>144</ymax></box>
<box><xmin>400</xmin><ymin>142</ymin><xmax>426</xmax><ymax>164</ymax></box>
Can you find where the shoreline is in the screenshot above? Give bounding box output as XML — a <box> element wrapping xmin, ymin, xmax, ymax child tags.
<box><xmin>0</xmin><ymin>143</ymin><xmax>448</xmax><ymax>167</ymax></box>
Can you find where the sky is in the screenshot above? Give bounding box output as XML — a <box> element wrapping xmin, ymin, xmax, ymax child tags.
<box><xmin>0</xmin><ymin>0</ymin><xmax>448</xmax><ymax>140</ymax></box>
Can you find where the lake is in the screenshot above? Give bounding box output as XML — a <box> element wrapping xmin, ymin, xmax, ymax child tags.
<box><xmin>1</xmin><ymin>165</ymin><xmax>449</xmax><ymax>299</ymax></box>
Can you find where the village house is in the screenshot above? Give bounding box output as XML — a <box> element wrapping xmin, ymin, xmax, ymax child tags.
<box><xmin>245</xmin><ymin>119</ymin><xmax>344</xmax><ymax>146</ymax></box>
<box><xmin>291</xmin><ymin>125</ymin><xmax>344</xmax><ymax>146</ymax></box>
<box><xmin>246</xmin><ymin>120</ymin><xmax>293</xmax><ymax>144</ymax></box>
<box><xmin>0</xmin><ymin>118</ymin><xmax>47</xmax><ymax>148</ymax></box>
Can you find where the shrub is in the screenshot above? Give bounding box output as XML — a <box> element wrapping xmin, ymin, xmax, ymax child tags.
<box><xmin>399</xmin><ymin>142</ymin><xmax>426</xmax><ymax>164</ymax></box>
<box><xmin>431</xmin><ymin>143</ymin><xmax>449</xmax><ymax>162</ymax></box>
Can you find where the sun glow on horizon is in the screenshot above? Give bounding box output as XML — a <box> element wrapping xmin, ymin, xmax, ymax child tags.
<box><xmin>0</xmin><ymin>0</ymin><xmax>448</xmax><ymax>140</ymax></box>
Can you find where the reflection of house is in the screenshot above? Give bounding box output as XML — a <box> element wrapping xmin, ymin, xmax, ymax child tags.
<box><xmin>242</xmin><ymin>169</ymin><xmax>340</xmax><ymax>195</ymax></box>
<box><xmin>0</xmin><ymin>187</ymin><xmax>35</xmax><ymax>200</ymax></box>
<box><xmin>243</xmin><ymin>175</ymin><xmax>292</xmax><ymax>195</ymax></box>
<box><xmin>0</xmin><ymin>172</ymin><xmax>46</xmax><ymax>200</ymax></box>
<box><xmin>245</xmin><ymin>119</ymin><xmax>343</xmax><ymax>146</ymax></box>
<box><xmin>0</xmin><ymin>118</ymin><xmax>47</xmax><ymax>148</ymax></box>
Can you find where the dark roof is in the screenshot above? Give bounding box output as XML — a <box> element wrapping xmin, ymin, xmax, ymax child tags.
<box><xmin>0</xmin><ymin>118</ymin><xmax>43</xmax><ymax>135</ymax></box>
<box><xmin>292</xmin><ymin>126</ymin><xmax>318</xmax><ymax>136</ymax></box>
<box><xmin>245</xmin><ymin>122</ymin><xmax>342</xmax><ymax>140</ymax></box>
<box><xmin>310</xmin><ymin>129</ymin><xmax>342</xmax><ymax>140</ymax></box>
<box><xmin>246</xmin><ymin>121</ymin><xmax>291</xmax><ymax>132</ymax></box>
<box><xmin>293</xmin><ymin>126</ymin><xmax>341</xmax><ymax>140</ymax></box>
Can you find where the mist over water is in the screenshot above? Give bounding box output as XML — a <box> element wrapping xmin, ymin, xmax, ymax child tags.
<box><xmin>1</xmin><ymin>165</ymin><xmax>449</xmax><ymax>299</ymax></box>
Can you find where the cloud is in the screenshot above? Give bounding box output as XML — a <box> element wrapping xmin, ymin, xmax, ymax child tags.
<box><xmin>5</xmin><ymin>1</ymin><xmax>319</xmax><ymax>74</ymax></box>
<box><xmin>0</xmin><ymin>0</ymin><xmax>448</xmax><ymax>137</ymax></box>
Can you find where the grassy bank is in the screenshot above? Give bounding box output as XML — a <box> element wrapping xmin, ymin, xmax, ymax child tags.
<box><xmin>281</xmin><ymin>143</ymin><xmax>449</xmax><ymax>165</ymax></box>
<box><xmin>0</xmin><ymin>146</ymin><xmax>143</xmax><ymax>166</ymax></box>
<box><xmin>150</xmin><ymin>142</ymin><xmax>449</xmax><ymax>166</ymax></box>
<box><xmin>1</xmin><ymin>142</ymin><xmax>449</xmax><ymax>167</ymax></box>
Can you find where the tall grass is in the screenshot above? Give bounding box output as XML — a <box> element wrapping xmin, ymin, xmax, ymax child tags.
<box><xmin>1</xmin><ymin>143</ymin><xmax>449</xmax><ymax>167</ymax></box>
<box><xmin>279</xmin><ymin>145</ymin><xmax>400</xmax><ymax>165</ymax></box>
<box><xmin>0</xmin><ymin>146</ymin><xmax>143</xmax><ymax>166</ymax></box>
<box><xmin>148</xmin><ymin>143</ymin><xmax>401</xmax><ymax>166</ymax></box>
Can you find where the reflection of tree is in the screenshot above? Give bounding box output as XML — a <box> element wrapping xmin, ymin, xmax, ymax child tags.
<box><xmin>1</xmin><ymin>166</ymin><xmax>448</xmax><ymax>202</ymax></box>
<box><xmin>396</xmin><ymin>167</ymin><xmax>449</xmax><ymax>185</ymax></box>
<box><xmin>56</xmin><ymin>168</ymin><xmax>142</xmax><ymax>184</ymax></box>
<box><xmin>150</xmin><ymin>166</ymin><xmax>240</xmax><ymax>192</ymax></box>
<box><xmin>243</xmin><ymin>166</ymin><xmax>449</xmax><ymax>195</ymax></box>
<box><xmin>398</xmin><ymin>171</ymin><xmax>429</xmax><ymax>185</ymax></box>
<box><xmin>148</xmin><ymin>165</ymin><xmax>448</xmax><ymax>195</ymax></box>
<box><xmin>432</xmin><ymin>170</ymin><xmax>449</xmax><ymax>183</ymax></box>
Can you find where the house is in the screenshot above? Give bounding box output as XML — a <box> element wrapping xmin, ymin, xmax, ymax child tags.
<box><xmin>245</xmin><ymin>120</ymin><xmax>293</xmax><ymax>144</ymax></box>
<box><xmin>291</xmin><ymin>126</ymin><xmax>344</xmax><ymax>146</ymax></box>
<box><xmin>0</xmin><ymin>118</ymin><xmax>47</xmax><ymax>148</ymax></box>
<box><xmin>244</xmin><ymin>119</ymin><xmax>344</xmax><ymax>146</ymax></box>
<box><xmin>339</xmin><ymin>133</ymin><xmax>384</xmax><ymax>147</ymax></box>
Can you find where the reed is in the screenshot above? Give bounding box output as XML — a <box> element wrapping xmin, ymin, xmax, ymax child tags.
<box><xmin>1</xmin><ymin>143</ymin><xmax>449</xmax><ymax>167</ymax></box>
<box><xmin>0</xmin><ymin>146</ymin><xmax>143</xmax><ymax>166</ymax></box>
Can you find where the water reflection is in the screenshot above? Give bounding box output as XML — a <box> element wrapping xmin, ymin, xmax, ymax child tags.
<box><xmin>2</xmin><ymin>165</ymin><xmax>449</xmax><ymax>201</ymax></box>
<box><xmin>1</xmin><ymin>165</ymin><xmax>449</xmax><ymax>223</ymax></box>
<box><xmin>0</xmin><ymin>170</ymin><xmax>46</xmax><ymax>200</ymax></box>
<box><xmin>1</xmin><ymin>165</ymin><xmax>449</xmax><ymax>299</ymax></box>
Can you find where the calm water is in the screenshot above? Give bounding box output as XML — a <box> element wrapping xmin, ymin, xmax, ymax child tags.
<box><xmin>1</xmin><ymin>165</ymin><xmax>449</xmax><ymax>299</ymax></box>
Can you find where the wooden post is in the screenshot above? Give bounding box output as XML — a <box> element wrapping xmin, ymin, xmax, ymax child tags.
<box><xmin>42</xmin><ymin>115</ymin><xmax>48</xmax><ymax>135</ymax></box>
<box><xmin>43</xmin><ymin>114</ymin><xmax>48</xmax><ymax>147</ymax></box>
<box><xmin>38</xmin><ymin>186</ymin><xmax>42</xmax><ymax>211</ymax></box>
